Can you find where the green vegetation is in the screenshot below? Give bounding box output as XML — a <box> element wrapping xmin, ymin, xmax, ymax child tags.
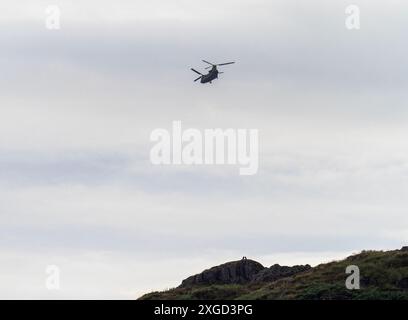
<box><xmin>139</xmin><ymin>249</ymin><xmax>408</xmax><ymax>300</ymax></box>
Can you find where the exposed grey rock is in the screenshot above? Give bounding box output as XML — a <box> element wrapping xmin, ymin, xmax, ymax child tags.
<box><xmin>251</xmin><ymin>264</ymin><xmax>312</xmax><ymax>283</ymax></box>
<box><xmin>179</xmin><ymin>258</ymin><xmax>312</xmax><ymax>288</ymax></box>
<box><xmin>179</xmin><ymin>259</ymin><xmax>264</xmax><ymax>288</ymax></box>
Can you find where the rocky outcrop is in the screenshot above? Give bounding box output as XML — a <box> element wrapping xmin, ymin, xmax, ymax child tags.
<box><xmin>179</xmin><ymin>259</ymin><xmax>264</xmax><ymax>287</ymax></box>
<box><xmin>251</xmin><ymin>264</ymin><xmax>311</xmax><ymax>283</ymax></box>
<box><xmin>139</xmin><ymin>248</ymin><xmax>408</xmax><ymax>300</ymax></box>
<box><xmin>179</xmin><ymin>258</ymin><xmax>312</xmax><ymax>288</ymax></box>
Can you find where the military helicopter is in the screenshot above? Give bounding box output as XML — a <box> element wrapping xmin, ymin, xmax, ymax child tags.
<box><xmin>191</xmin><ymin>60</ymin><xmax>235</xmax><ymax>84</ymax></box>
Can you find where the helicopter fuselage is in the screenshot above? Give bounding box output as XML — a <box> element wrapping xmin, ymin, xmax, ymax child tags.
<box><xmin>200</xmin><ymin>67</ymin><xmax>218</xmax><ymax>83</ymax></box>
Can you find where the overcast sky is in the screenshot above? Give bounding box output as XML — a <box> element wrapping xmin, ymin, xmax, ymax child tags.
<box><xmin>1</xmin><ymin>0</ymin><xmax>408</xmax><ymax>299</ymax></box>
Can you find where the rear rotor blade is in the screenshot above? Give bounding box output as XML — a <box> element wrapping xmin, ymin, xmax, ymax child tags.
<box><xmin>194</xmin><ymin>76</ymin><xmax>202</xmax><ymax>82</ymax></box>
<box><xmin>191</xmin><ymin>68</ymin><xmax>203</xmax><ymax>75</ymax></box>
<box><xmin>217</xmin><ymin>62</ymin><xmax>235</xmax><ymax>66</ymax></box>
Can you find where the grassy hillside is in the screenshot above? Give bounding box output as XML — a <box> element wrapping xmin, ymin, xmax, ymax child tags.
<box><xmin>139</xmin><ymin>248</ymin><xmax>408</xmax><ymax>300</ymax></box>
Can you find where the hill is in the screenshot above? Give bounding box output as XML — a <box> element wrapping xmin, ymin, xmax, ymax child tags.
<box><xmin>139</xmin><ymin>247</ymin><xmax>408</xmax><ymax>300</ymax></box>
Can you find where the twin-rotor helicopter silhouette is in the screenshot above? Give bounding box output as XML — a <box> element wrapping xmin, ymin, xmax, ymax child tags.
<box><xmin>191</xmin><ymin>60</ymin><xmax>235</xmax><ymax>84</ymax></box>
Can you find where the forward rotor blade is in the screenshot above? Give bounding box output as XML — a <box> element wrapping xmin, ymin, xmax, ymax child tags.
<box><xmin>191</xmin><ymin>68</ymin><xmax>203</xmax><ymax>75</ymax></box>
<box><xmin>217</xmin><ymin>62</ymin><xmax>235</xmax><ymax>66</ymax></box>
<box><xmin>194</xmin><ymin>76</ymin><xmax>202</xmax><ymax>82</ymax></box>
<box><xmin>202</xmin><ymin>60</ymin><xmax>215</xmax><ymax>66</ymax></box>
